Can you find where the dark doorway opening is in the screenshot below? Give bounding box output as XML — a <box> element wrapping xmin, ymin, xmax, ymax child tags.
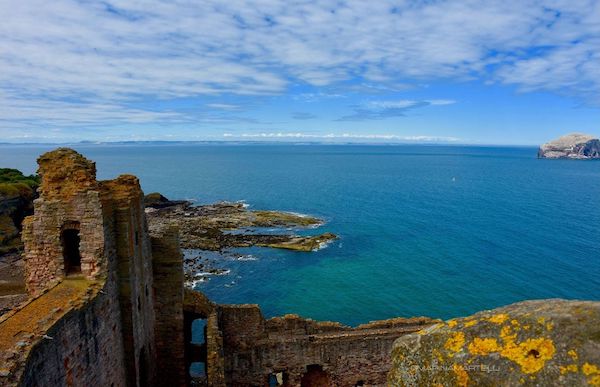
<box><xmin>139</xmin><ymin>347</ymin><xmax>149</xmax><ymax>386</ymax></box>
<box><xmin>300</xmin><ymin>364</ymin><xmax>331</xmax><ymax>387</ymax></box>
<box><xmin>62</xmin><ymin>228</ymin><xmax>81</xmax><ymax>275</ymax></box>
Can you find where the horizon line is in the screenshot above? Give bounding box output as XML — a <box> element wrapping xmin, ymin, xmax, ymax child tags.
<box><xmin>0</xmin><ymin>140</ymin><xmax>541</xmax><ymax>147</ymax></box>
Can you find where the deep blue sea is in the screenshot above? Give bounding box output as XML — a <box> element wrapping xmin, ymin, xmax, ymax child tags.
<box><xmin>2</xmin><ymin>144</ymin><xmax>599</xmax><ymax>326</ymax></box>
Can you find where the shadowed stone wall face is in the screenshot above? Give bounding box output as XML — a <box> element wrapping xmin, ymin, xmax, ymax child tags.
<box><xmin>101</xmin><ymin>176</ymin><xmax>157</xmax><ymax>387</ymax></box>
<box><xmin>213</xmin><ymin>304</ymin><xmax>438</xmax><ymax>386</ymax></box>
<box><xmin>150</xmin><ymin>225</ymin><xmax>186</xmax><ymax>386</ymax></box>
<box><xmin>18</xmin><ymin>281</ymin><xmax>127</xmax><ymax>387</ymax></box>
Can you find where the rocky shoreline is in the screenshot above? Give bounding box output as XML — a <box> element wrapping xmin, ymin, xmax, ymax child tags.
<box><xmin>144</xmin><ymin>193</ymin><xmax>338</xmax><ymax>287</ymax></box>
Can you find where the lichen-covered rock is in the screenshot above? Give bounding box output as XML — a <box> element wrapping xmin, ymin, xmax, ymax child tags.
<box><xmin>538</xmin><ymin>133</ymin><xmax>600</xmax><ymax>159</ymax></box>
<box><xmin>388</xmin><ymin>299</ymin><xmax>600</xmax><ymax>386</ymax></box>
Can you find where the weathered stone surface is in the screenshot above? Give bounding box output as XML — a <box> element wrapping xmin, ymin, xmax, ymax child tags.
<box><xmin>538</xmin><ymin>133</ymin><xmax>600</xmax><ymax>159</ymax></box>
<box><xmin>215</xmin><ymin>304</ymin><xmax>439</xmax><ymax>386</ymax></box>
<box><xmin>388</xmin><ymin>299</ymin><xmax>600</xmax><ymax>386</ymax></box>
<box><xmin>151</xmin><ymin>225</ymin><xmax>186</xmax><ymax>387</ymax></box>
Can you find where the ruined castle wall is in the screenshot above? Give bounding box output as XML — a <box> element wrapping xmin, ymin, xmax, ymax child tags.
<box><xmin>22</xmin><ymin>148</ymin><xmax>108</xmax><ymax>295</ymax></box>
<box><xmin>18</xmin><ymin>279</ymin><xmax>127</xmax><ymax>387</ymax></box>
<box><xmin>101</xmin><ymin>176</ymin><xmax>157</xmax><ymax>387</ymax></box>
<box><xmin>218</xmin><ymin>305</ymin><xmax>434</xmax><ymax>386</ymax></box>
<box><xmin>150</xmin><ymin>225</ymin><xmax>186</xmax><ymax>386</ymax></box>
<box><xmin>22</xmin><ymin>191</ymin><xmax>107</xmax><ymax>294</ymax></box>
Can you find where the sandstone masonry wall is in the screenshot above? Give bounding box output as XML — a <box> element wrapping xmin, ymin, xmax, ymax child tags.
<box><xmin>216</xmin><ymin>305</ymin><xmax>437</xmax><ymax>386</ymax></box>
<box><xmin>150</xmin><ymin>225</ymin><xmax>186</xmax><ymax>386</ymax></box>
<box><xmin>18</xmin><ymin>280</ymin><xmax>127</xmax><ymax>387</ymax></box>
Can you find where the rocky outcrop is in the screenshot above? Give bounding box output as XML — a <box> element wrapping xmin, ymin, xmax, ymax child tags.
<box><xmin>0</xmin><ymin>169</ymin><xmax>39</xmax><ymax>256</ymax></box>
<box><xmin>388</xmin><ymin>299</ymin><xmax>600</xmax><ymax>386</ymax></box>
<box><xmin>145</xmin><ymin>195</ymin><xmax>337</xmax><ymax>252</ymax></box>
<box><xmin>538</xmin><ymin>133</ymin><xmax>600</xmax><ymax>159</ymax></box>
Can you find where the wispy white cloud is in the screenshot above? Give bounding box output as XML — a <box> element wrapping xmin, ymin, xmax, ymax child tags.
<box><xmin>338</xmin><ymin>99</ymin><xmax>456</xmax><ymax>121</ymax></box>
<box><xmin>1</xmin><ymin>0</ymin><xmax>599</xmax><ymax>134</ymax></box>
<box><xmin>222</xmin><ymin>132</ymin><xmax>460</xmax><ymax>142</ymax></box>
<box><xmin>205</xmin><ymin>103</ymin><xmax>242</xmax><ymax>110</ymax></box>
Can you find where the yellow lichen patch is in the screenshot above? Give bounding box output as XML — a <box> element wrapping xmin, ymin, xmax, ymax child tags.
<box><xmin>445</xmin><ymin>332</ymin><xmax>465</xmax><ymax>354</ymax></box>
<box><xmin>567</xmin><ymin>349</ymin><xmax>578</xmax><ymax>360</ymax></box>
<box><xmin>583</xmin><ymin>363</ymin><xmax>600</xmax><ymax>376</ymax></box>
<box><xmin>559</xmin><ymin>364</ymin><xmax>578</xmax><ymax>374</ymax></box>
<box><xmin>464</xmin><ymin>320</ymin><xmax>477</xmax><ymax>328</ymax></box>
<box><xmin>545</xmin><ymin>322</ymin><xmax>554</xmax><ymax>331</ymax></box>
<box><xmin>583</xmin><ymin>364</ymin><xmax>600</xmax><ymax>387</ymax></box>
<box><xmin>447</xmin><ymin>319</ymin><xmax>458</xmax><ymax>328</ymax></box>
<box><xmin>500</xmin><ymin>325</ymin><xmax>517</xmax><ymax>342</ymax></box>
<box><xmin>468</xmin><ymin>337</ymin><xmax>500</xmax><ymax>356</ymax></box>
<box><xmin>511</xmin><ymin>319</ymin><xmax>520</xmax><ymax>326</ymax></box>
<box><xmin>433</xmin><ymin>348</ymin><xmax>444</xmax><ymax>362</ymax></box>
<box><xmin>537</xmin><ymin>317</ymin><xmax>546</xmax><ymax>325</ymax></box>
<box><xmin>500</xmin><ymin>337</ymin><xmax>556</xmax><ymax>374</ymax></box>
<box><xmin>488</xmin><ymin>313</ymin><xmax>509</xmax><ymax>324</ymax></box>
<box><xmin>453</xmin><ymin>363</ymin><xmax>469</xmax><ymax>387</ymax></box>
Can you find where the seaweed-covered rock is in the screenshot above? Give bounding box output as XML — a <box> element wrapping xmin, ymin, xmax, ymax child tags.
<box><xmin>538</xmin><ymin>133</ymin><xmax>600</xmax><ymax>159</ymax></box>
<box><xmin>388</xmin><ymin>299</ymin><xmax>600</xmax><ymax>386</ymax></box>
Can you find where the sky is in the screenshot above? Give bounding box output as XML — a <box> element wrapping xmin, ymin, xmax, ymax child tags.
<box><xmin>1</xmin><ymin>0</ymin><xmax>599</xmax><ymax>145</ymax></box>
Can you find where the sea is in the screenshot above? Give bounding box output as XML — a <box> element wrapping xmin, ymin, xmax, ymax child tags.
<box><xmin>2</xmin><ymin>143</ymin><xmax>599</xmax><ymax>326</ymax></box>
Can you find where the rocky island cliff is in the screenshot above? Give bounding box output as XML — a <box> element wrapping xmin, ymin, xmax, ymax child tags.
<box><xmin>538</xmin><ymin>133</ymin><xmax>600</xmax><ymax>159</ymax></box>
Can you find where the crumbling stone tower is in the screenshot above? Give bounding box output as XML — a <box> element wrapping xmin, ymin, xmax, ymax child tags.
<box><xmin>21</xmin><ymin>148</ymin><xmax>166</xmax><ymax>386</ymax></box>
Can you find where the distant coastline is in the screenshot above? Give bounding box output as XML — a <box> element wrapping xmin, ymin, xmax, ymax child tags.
<box><xmin>0</xmin><ymin>140</ymin><xmax>541</xmax><ymax>147</ymax></box>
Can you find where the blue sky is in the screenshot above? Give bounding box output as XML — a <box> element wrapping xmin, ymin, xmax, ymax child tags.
<box><xmin>1</xmin><ymin>0</ymin><xmax>599</xmax><ymax>145</ymax></box>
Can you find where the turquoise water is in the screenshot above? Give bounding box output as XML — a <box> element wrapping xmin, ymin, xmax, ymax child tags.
<box><xmin>2</xmin><ymin>144</ymin><xmax>599</xmax><ymax>325</ymax></box>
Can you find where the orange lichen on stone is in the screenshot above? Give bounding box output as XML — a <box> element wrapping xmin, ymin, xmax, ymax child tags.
<box><xmin>568</xmin><ymin>349</ymin><xmax>578</xmax><ymax>360</ymax></box>
<box><xmin>583</xmin><ymin>363</ymin><xmax>600</xmax><ymax>376</ymax></box>
<box><xmin>468</xmin><ymin>337</ymin><xmax>500</xmax><ymax>355</ymax></box>
<box><xmin>499</xmin><ymin>337</ymin><xmax>556</xmax><ymax>374</ymax></box>
<box><xmin>453</xmin><ymin>363</ymin><xmax>469</xmax><ymax>387</ymax></box>
<box><xmin>0</xmin><ymin>278</ymin><xmax>98</xmax><ymax>352</ymax></box>
<box><xmin>447</xmin><ymin>320</ymin><xmax>458</xmax><ymax>328</ymax></box>
<box><xmin>559</xmin><ymin>364</ymin><xmax>578</xmax><ymax>374</ymax></box>
<box><xmin>445</xmin><ymin>331</ymin><xmax>465</xmax><ymax>353</ymax></box>
<box><xmin>500</xmin><ymin>325</ymin><xmax>517</xmax><ymax>342</ymax></box>
<box><xmin>36</xmin><ymin>148</ymin><xmax>98</xmax><ymax>199</ymax></box>
<box><xmin>464</xmin><ymin>320</ymin><xmax>477</xmax><ymax>328</ymax></box>
<box><xmin>488</xmin><ymin>313</ymin><xmax>509</xmax><ymax>324</ymax></box>
<box><xmin>583</xmin><ymin>363</ymin><xmax>600</xmax><ymax>386</ymax></box>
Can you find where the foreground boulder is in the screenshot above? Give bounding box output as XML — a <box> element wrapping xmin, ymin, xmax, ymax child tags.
<box><xmin>388</xmin><ymin>299</ymin><xmax>600</xmax><ymax>386</ymax></box>
<box><xmin>538</xmin><ymin>133</ymin><xmax>600</xmax><ymax>159</ymax></box>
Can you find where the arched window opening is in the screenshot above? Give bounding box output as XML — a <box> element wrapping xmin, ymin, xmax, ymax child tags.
<box><xmin>189</xmin><ymin>318</ymin><xmax>208</xmax><ymax>384</ymax></box>
<box><xmin>139</xmin><ymin>347</ymin><xmax>149</xmax><ymax>386</ymax></box>
<box><xmin>62</xmin><ymin>227</ymin><xmax>81</xmax><ymax>275</ymax></box>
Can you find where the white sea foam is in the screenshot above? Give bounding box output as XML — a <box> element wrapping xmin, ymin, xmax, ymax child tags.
<box><xmin>237</xmin><ymin>255</ymin><xmax>257</xmax><ymax>261</ymax></box>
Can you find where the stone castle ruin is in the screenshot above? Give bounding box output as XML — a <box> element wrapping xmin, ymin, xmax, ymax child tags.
<box><xmin>0</xmin><ymin>148</ymin><xmax>438</xmax><ymax>386</ymax></box>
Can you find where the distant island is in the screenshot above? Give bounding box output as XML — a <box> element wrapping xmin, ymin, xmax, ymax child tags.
<box><xmin>538</xmin><ymin>133</ymin><xmax>600</xmax><ymax>159</ymax></box>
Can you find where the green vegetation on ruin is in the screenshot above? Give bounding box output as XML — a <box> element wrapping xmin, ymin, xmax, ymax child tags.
<box><xmin>0</xmin><ymin>169</ymin><xmax>40</xmax><ymax>198</ymax></box>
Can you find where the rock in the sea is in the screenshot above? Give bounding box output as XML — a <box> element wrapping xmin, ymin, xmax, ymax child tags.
<box><xmin>388</xmin><ymin>299</ymin><xmax>600</xmax><ymax>386</ymax></box>
<box><xmin>538</xmin><ymin>133</ymin><xmax>600</xmax><ymax>159</ymax></box>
